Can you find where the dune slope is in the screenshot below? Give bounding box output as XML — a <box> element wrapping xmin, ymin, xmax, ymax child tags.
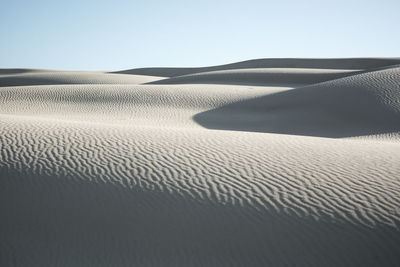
<box><xmin>114</xmin><ymin>57</ymin><xmax>400</xmax><ymax>77</ymax></box>
<box><xmin>194</xmin><ymin>66</ymin><xmax>400</xmax><ymax>137</ymax></box>
<box><xmin>0</xmin><ymin>71</ymin><xmax>163</xmax><ymax>87</ymax></box>
<box><xmin>147</xmin><ymin>68</ymin><xmax>361</xmax><ymax>86</ymax></box>
<box><xmin>0</xmin><ymin>58</ymin><xmax>400</xmax><ymax>267</ymax></box>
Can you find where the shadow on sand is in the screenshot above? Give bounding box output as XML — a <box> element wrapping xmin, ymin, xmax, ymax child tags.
<box><xmin>1</xmin><ymin>168</ymin><xmax>400</xmax><ymax>266</ymax></box>
<box><xmin>193</xmin><ymin>83</ymin><xmax>400</xmax><ymax>138</ymax></box>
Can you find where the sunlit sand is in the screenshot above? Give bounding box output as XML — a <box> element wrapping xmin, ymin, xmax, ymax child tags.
<box><xmin>1</xmin><ymin>58</ymin><xmax>400</xmax><ymax>266</ymax></box>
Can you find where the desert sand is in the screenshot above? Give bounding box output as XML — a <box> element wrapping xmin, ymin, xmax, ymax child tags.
<box><xmin>1</xmin><ymin>58</ymin><xmax>400</xmax><ymax>266</ymax></box>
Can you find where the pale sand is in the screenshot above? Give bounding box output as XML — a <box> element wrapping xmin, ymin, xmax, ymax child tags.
<box><xmin>1</xmin><ymin>58</ymin><xmax>400</xmax><ymax>266</ymax></box>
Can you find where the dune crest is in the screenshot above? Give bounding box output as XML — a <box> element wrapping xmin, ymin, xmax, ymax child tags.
<box><xmin>114</xmin><ymin>57</ymin><xmax>400</xmax><ymax>77</ymax></box>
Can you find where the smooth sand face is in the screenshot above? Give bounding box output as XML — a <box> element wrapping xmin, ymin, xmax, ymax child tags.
<box><xmin>1</xmin><ymin>58</ymin><xmax>400</xmax><ymax>266</ymax></box>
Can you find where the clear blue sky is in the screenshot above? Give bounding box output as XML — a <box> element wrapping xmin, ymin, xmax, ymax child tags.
<box><xmin>1</xmin><ymin>0</ymin><xmax>399</xmax><ymax>70</ymax></box>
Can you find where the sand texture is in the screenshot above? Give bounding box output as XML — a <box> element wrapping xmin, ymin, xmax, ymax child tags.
<box><xmin>1</xmin><ymin>58</ymin><xmax>400</xmax><ymax>266</ymax></box>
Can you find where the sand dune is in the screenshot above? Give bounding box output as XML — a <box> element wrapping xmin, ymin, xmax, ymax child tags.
<box><xmin>1</xmin><ymin>58</ymin><xmax>400</xmax><ymax>266</ymax></box>
<box><xmin>114</xmin><ymin>57</ymin><xmax>400</xmax><ymax>77</ymax></box>
<box><xmin>148</xmin><ymin>68</ymin><xmax>361</xmax><ymax>86</ymax></box>
<box><xmin>0</xmin><ymin>68</ymin><xmax>55</xmax><ymax>75</ymax></box>
<box><xmin>194</xmin><ymin>66</ymin><xmax>400</xmax><ymax>137</ymax></box>
<box><xmin>0</xmin><ymin>71</ymin><xmax>163</xmax><ymax>87</ymax></box>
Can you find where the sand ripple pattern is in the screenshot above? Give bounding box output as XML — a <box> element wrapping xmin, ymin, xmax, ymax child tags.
<box><xmin>1</xmin><ymin>59</ymin><xmax>400</xmax><ymax>266</ymax></box>
<box><xmin>1</xmin><ymin>117</ymin><xmax>400</xmax><ymax>227</ymax></box>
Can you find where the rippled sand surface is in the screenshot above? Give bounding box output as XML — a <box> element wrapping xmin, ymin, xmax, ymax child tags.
<box><xmin>1</xmin><ymin>58</ymin><xmax>400</xmax><ymax>266</ymax></box>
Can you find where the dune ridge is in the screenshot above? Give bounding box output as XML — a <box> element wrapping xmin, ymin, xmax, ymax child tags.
<box><xmin>0</xmin><ymin>71</ymin><xmax>163</xmax><ymax>87</ymax></box>
<box><xmin>147</xmin><ymin>68</ymin><xmax>361</xmax><ymax>86</ymax></box>
<box><xmin>114</xmin><ymin>57</ymin><xmax>400</xmax><ymax>77</ymax></box>
<box><xmin>1</xmin><ymin>58</ymin><xmax>400</xmax><ymax>266</ymax></box>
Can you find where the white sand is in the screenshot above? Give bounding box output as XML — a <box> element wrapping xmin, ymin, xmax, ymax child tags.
<box><xmin>1</xmin><ymin>58</ymin><xmax>400</xmax><ymax>266</ymax></box>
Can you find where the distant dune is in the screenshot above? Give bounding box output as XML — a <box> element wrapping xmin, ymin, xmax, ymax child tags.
<box><xmin>1</xmin><ymin>58</ymin><xmax>400</xmax><ymax>266</ymax></box>
<box><xmin>0</xmin><ymin>71</ymin><xmax>163</xmax><ymax>87</ymax></box>
<box><xmin>113</xmin><ymin>57</ymin><xmax>400</xmax><ymax>76</ymax></box>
